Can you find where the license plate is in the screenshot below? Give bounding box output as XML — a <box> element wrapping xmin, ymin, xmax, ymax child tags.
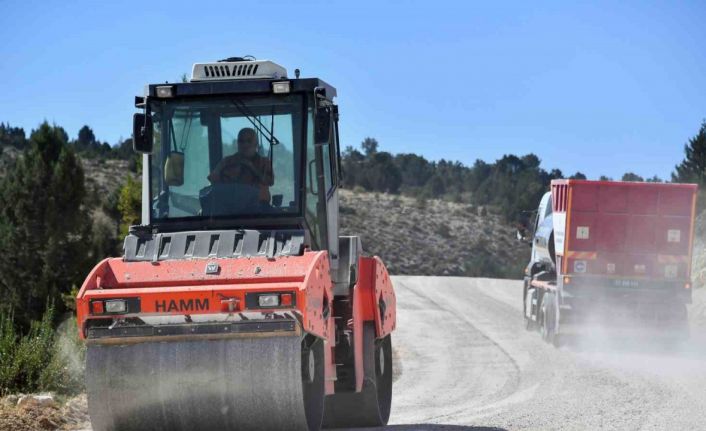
<box><xmin>613</xmin><ymin>279</ymin><xmax>639</xmax><ymax>288</ymax></box>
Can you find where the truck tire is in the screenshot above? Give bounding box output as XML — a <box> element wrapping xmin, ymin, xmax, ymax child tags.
<box><xmin>523</xmin><ymin>279</ymin><xmax>536</xmax><ymax>331</ymax></box>
<box><xmin>540</xmin><ymin>292</ymin><xmax>557</xmax><ymax>345</ymax></box>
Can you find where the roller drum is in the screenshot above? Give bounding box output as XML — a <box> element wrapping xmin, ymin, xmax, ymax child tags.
<box><xmin>86</xmin><ymin>335</ymin><xmax>324</xmax><ymax>431</ymax></box>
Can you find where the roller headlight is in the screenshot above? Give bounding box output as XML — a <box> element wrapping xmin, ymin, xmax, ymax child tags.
<box><xmin>104</xmin><ymin>300</ymin><xmax>127</xmax><ymax>314</ymax></box>
<box><xmin>258</xmin><ymin>294</ymin><xmax>280</xmax><ymax>307</ymax></box>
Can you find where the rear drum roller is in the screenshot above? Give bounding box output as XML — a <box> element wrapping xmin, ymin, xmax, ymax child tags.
<box><xmin>86</xmin><ymin>334</ymin><xmax>325</xmax><ymax>431</ymax></box>
<box><xmin>322</xmin><ymin>323</ymin><xmax>393</xmax><ymax>428</ymax></box>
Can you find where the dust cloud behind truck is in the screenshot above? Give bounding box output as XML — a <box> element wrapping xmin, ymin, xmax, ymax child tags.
<box><xmin>522</xmin><ymin>179</ymin><xmax>698</xmax><ymax>344</ymax></box>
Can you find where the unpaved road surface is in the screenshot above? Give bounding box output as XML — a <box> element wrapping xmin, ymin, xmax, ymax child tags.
<box><xmin>68</xmin><ymin>277</ymin><xmax>706</xmax><ymax>431</ymax></box>
<box><xmin>379</xmin><ymin>276</ymin><xmax>706</xmax><ymax>431</ymax></box>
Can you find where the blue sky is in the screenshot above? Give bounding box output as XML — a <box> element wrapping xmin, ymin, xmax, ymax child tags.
<box><xmin>1</xmin><ymin>0</ymin><xmax>704</xmax><ymax>180</ymax></box>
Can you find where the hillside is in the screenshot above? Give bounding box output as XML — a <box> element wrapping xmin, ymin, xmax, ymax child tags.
<box><xmin>1</xmin><ymin>146</ymin><xmax>527</xmax><ymax>277</ymax></box>
<box><xmin>339</xmin><ymin>189</ymin><xmax>528</xmax><ymax>276</ymax></box>
<box><xmin>8</xmin><ymin>145</ymin><xmax>706</xmax><ymax>281</ymax></box>
<box><xmin>81</xmin><ymin>158</ymin><xmax>133</xmax><ymax>198</ymax></box>
<box><xmin>0</xmin><ymin>145</ymin><xmax>134</xmax><ymax>200</ymax></box>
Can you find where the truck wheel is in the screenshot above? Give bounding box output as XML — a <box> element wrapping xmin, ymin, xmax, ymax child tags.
<box><xmin>322</xmin><ymin>323</ymin><xmax>392</xmax><ymax>428</ymax></box>
<box><xmin>523</xmin><ymin>280</ymin><xmax>536</xmax><ymax>331</ymax></box>
<box><xmin>540</xmin><ymin>292</ymin><xmax>557</xmax><ymax>345</ymax></box>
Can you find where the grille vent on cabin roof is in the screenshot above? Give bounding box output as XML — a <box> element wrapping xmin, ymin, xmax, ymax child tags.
<box><xmin>191</xmin><ymin>60</ymin><xmax>288</xmax><ymax>82</ymax></box>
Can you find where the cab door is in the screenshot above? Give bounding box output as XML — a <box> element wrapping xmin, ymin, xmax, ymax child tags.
<box><xmin>305</xmin><ymin>99</ymin><xmax>340</xmax><ymax>271</ymax></box>
<box><xmin>319</xmin><ymin>104</ymin><xmax>340</xmax><ymax>270</ymax></box>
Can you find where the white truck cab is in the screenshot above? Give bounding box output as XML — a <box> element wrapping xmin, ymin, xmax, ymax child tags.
<box><xmin>528</xmin><ymin>191</ymin><xmax>555</xmax><ymax>274</ymax></box>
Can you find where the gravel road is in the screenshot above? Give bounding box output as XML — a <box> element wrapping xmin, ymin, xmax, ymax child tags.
<box><xmin>69</xmin><ymin>276</ymin><xmax>706</xmax><ymax>431</ymax></box>
<box><xmin>377</xmin><ymin>276</ymin><xmax>706</xmax><ymax>431</ymax></box>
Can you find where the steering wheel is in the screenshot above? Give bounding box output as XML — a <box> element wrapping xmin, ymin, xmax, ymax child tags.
<box><xmin>236</xmin><ymin>159</ymin><xmax>266</xmax><ymax>183</ymax></box>
<box><xmin>199</xmin><ymin>183</ymin><xmax>267</xmax><ymax>217</ymax></box>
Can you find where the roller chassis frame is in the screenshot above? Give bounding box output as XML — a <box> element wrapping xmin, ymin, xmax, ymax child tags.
<box><xmin>76</xmin><ymin>240</ymin><xmax>396</xmax><ymax>430</ymax></box>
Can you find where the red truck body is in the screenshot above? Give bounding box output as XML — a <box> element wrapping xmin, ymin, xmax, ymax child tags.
<box><xmin>551</xmin><ymin>179</ymin><xmax>697</xmax><ymax>287</ymax></box>
<box><xmin>524</xmin><ymin>179</ymin><xmax>698</xmax><ymax>343</ymax></box>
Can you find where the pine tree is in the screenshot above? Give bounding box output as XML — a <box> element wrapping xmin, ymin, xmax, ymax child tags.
<box><xmin>622</xmin><ymin>172</ymin><xmax>644</xmax><ymax>182</ymax></box>
<box><xmin>0</xmin><ymin>123</ymin><xmax>28</xmax><ymax>149</ymax></box>
<box><xmin>0</xmin><ymin>122</ymin><xmax>90</xmax><ymax>328</ymax></box>
<box><xmin>361</xmin><ymin>137</ymin><xmax>378</xmax><ymax>157</ymax></box>
<box><xmin>673</xmin><ymin>120</ymin><xmax>706</xmax><ymax>186</ymax></box>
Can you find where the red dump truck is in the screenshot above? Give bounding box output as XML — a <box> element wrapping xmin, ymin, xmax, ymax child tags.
<box><xmin>522</xmin><ymin>179</ymin><xmax>698</xmax><ymax>344</ymax></box>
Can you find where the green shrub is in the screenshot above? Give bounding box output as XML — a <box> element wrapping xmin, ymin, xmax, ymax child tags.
<box><xmin>0</xmin><ymin>305</ymin><xmax>53</xmax><ymax>395</ymax></box>
<box><xmin>0</xmin><ymin>304</ymin><xmax>84</xmax><ymax>396</ymax></box>
<box><xmin>38</xmin><ymin>317</ymin><xmax>85</xmax><ymax>395</ymax></box>
<box><xmin>0</xmin><ymin>313</ymin><xmax>19</xmax><ymax>394</ymax></box>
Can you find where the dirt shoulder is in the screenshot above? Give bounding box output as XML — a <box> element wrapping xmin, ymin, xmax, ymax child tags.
<box><xmin>0</xmin><ymin>394</ymin><xmax>88</xmax><ymax>431</ymax></box>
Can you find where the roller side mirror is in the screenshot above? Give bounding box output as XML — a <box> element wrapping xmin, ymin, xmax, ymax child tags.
<box><xmin>314</xmin><ymin>107</ymin><xmax>331</xmax><ymax>144</ymax></box>
<box><xmin>133</xmin><ymin>113</ymin><xmax>153</xmax><ymax>153</ymax></box>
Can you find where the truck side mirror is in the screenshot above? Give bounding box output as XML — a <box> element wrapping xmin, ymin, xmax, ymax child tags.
<box><xmin>516</xmin><ymin>228</ymin><xmax>532</xmax><ymax>245</ymax></box>
<box><xmin>133</xmin><ymin>113</ymin><xmax>153</xmax><ymax>153</ymax></box>
<box><xmin>314</xmin><ymin>107</ymin><xmax>331</xmax><ymax>144</ymax></box>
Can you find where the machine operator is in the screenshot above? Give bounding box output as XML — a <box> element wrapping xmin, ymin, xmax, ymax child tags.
<box><xmin>208</xmin><ymin>127</ymin><xmax>274</xmax><ymax>204</ymax></box>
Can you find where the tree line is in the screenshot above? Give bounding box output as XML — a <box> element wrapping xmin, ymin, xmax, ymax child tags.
<box><xmin>1</xmin><ymin>122</ymin><xmax>134</xmax><ymax>161</ymax></box>
<box><xmin>0</xmin><ymin>122</ymin><xmax>142</xmax><ymax>395</ymax></box>
<box><xmin>342</xmin><ymin>122</ymin><xmax>706</xmax><ymax>222</ymax></box>
<box><xmin>0</xmin><ymin>123</ymin><xmax>134</xmax><ymax>329</ymax></box>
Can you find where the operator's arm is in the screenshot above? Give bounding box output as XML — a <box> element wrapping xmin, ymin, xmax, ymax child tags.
<box><xmin>208</xmin><ymin>162</ymin><xmax>223</xmax><ymax>183</ymax></box>
<box><xmin>208</xmin><ymin>157</ymin><xmax>233</xmax><ymax>183</ymax></box>
<box><xmin>262</xmin><ymin>161</ymin><xmax>274</xmax><ymax>186</ymax></box>
<box><xmin>242</xmin><ymin>158</ymin><xmax>274</xmax><ymax>186</ymax></box>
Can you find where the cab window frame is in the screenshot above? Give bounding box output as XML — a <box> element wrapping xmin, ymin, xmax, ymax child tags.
<box><xmin>146</xmin><ymin>93</ymin><xmax>307</xmax><ymax>228</ymax></box>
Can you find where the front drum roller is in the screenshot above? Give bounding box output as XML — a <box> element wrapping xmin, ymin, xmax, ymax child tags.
<box><xmin>86</xmin><ymin>335</ymin><xmax>325</xmax><ymax>431</ymax></box>
<box><xmin>322</xmin><ymin>323</ymin><xmax>393</xmax><ymax>428</ymax></box>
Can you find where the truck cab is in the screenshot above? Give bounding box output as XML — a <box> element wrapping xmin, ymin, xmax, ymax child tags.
<box><xmin>527</xmin><ymin>191</ymin><xmax>555</xmax><ymax>274</ymax></box>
